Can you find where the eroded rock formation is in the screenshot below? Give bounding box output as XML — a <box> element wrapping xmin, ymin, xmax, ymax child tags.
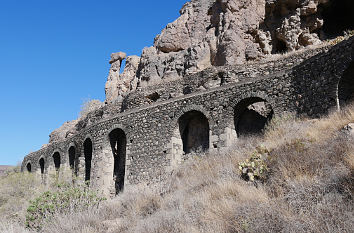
<box><xmin>105</xmin><ymin>0</ymin><xmax>353</xmax><ymax>103</ymax></box>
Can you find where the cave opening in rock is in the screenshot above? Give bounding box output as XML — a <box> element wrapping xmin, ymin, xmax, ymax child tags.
<box><xmin>53</xmin><ymin>152</ymin><xmax>61</xmax><ymax>171</ymax></box>
<box><xmin>179</xmin><ymin>110</ymin><xmax>210</xmax><ymax>154</ymax></box>
<box><xmin>274</xmin><ymin>39</ymin><xmax>287</xmax><ymax>54</ymax></box>
<box><xmin>84</xmin><ymin>138</ymin><xmax>93</xmax><ymax>182</ymax></box>
<box><xmin>234</xmin><ymin>98</ymin><xmax>274</xmax><ymax>137</ymax></box>
<box><xmin>39</xmin><ymin>158</ymin><xmax>45</xmax><ymax>174</ymax></box>
<box><xmin>68</xmin><ymin>146</ymin><xmax>75</xmax><ymax>170</ymax></box>
<box><xmin>338</xmin><ymin>61</ymin><xmax>354</xmax><ymax>108</ymax></box>
<box><xmin>146</xmin><ymin>92</ymin><xmax>160</xmax><ymax>102</ymax></box>
<box><xmin>26</xmin><ymin>163</ymin><xmax>32</xmax><ymax>172</ymax></box>
<box><xmin>109</xmin><ymin>128</ymin><xmax>127</xmax><ymax>194</ymax></box>
<box><xmin>320</xmin><ymin>0</ymin><xmax>354</xmax><ymax>39</ymax></box>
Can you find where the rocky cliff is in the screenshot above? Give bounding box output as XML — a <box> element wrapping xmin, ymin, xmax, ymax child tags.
<box><xmin>105</xmin><ymin>0</ymin><xmax>354</xmax><ymax>103</ymax></box>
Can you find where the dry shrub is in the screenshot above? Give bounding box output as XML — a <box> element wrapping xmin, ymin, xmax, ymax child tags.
<box><xmin>0</xmin><ymin>168</ymin><xmax>43</xmax><ymax>222</ymax></box>
<box><xmin>79</xmin><ymin>98</ymin><xmax>103</xmax><ymax>119</ymax></box>
<box><xmin>0</xmin><ymin>220</ymin><xmax>32</xmax><ymax>233</ymax></box>
<box><xmin>0</xmin><ymin>169</ymin><xmax>42</xmax><ymax>233</ymax></box>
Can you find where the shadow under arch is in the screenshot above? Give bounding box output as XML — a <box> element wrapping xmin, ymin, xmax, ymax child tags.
<box><xmin>108</xmin><ymin>128</ymin><xmax>127</xmax><ymax>194</ymax></box>
<box><xmin>39</xmin><ymin>158</ymin><xmax>45</xmax><ymax>174</ymax></box>
<box><xmin>26</xmin><ymin>162</ymin><xmax>32</xmax><ymax>172</ymax></box>
<box><xmin>83</xmin><ymin>138</ymin><xmax>93</xmax><ymax>182</ymax></box>
<box><xmin>68</xmin><ymin>146</ymin><xmax>76</xmax><ymax>170</ymax></box>
<box><xmin>338</xmin><ymin>61</ymin><xmax>354</xmax><ymax>109</ymax></box>
<box><xmin>52</xmin><ymin>152</ymin><xmax>61</xmax><ymax>171</ymax></box>
<box><xmin>234</xmin><ymin>97</ymin><xmax>274</xmax><ymax>137</ymax></box>
<box><xmin>178</xmin><ymin>110</ymin><xmax>210</xmax><ymax>154</ymax></box>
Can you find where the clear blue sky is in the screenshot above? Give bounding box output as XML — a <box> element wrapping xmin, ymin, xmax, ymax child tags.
<box><xmin>0</xmin><ymin>0</ymin><xmax>185</xmax><ymax>165</ymax></box>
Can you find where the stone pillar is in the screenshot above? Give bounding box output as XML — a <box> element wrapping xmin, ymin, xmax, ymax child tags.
<box><xmin>105</xmin><ymin>52</ymin><xmax>127</xmax><ymax>104</ymax></box>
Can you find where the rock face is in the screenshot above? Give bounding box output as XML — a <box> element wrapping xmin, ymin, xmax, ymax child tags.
<box><xmin>105</xmin><ymin>53</ymin><xmax>141</xmax><ymax>104</ymax></box>
<box><xmin>49</xmin><ymin>120</ymin><xmax>78</xmax><ymax>143</ymax></box>
<box><xmin>105</xmin><ymin>0</ymin><xmax>353</xmax><ymax>102</ymax></box>
<box><xmin>105</xmin><ymin>52</ymin><xmax>127</xmax><ymax>104</ymax></box>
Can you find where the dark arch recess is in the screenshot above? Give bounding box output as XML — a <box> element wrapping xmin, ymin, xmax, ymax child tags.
<box><xmin>319</xmin><ymin>0</ymin><xmax>354</xmax><ymax>39</ymax></box>
<box><xmin>109</xmin><ymin>128</ymin><xmax>127</xmax><ymax>194</ymax></box>
<box><xmin>338</xmin><ymin>61</ymin><xmax>354</xmax><ymax>108</ymax></box>
<box><xmin>68</xmin><ymin>146</ymin><xmax>76</xmax><ymax>170</ymax></box>
<box><xmin>178</xmin><ymin>110</ymin><xmax>210</xmax><ymax>154</ymax></box>
<box><xmin>39</xmin><ymin>158</ymin><xmax>45</xmax><ymax>174</ymax></box>
<box><xmin>84</xmin><ymin>138</ymin><xmax>93</xmax><ymax>182</ymax></box>
<box><xmin>53</xmin><ymin>152</ymin><xmax>61</xmax><ymax>171</ymax></box>
<box><xmin>234</xmin><ymin>97</ymin><xmax>274</xmax><ymax>137</ymax></box>
<box><xmin>26</xmin><ymin>163</ymin><xmax>32</xmax><ymax>172</ymax></box>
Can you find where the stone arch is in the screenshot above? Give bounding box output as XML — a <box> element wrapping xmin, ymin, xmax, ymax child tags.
<box><xmin>169</xmin><ymin>105</ymin><xmax>212</xmax><ymax>168</ymax></box>
<box><xmin>337</xmin><ymin>61</ymin><xmax>354</xmax><ymax>109</ymax></box>
<box><xmin>108</xmin><ymin>128</ymin><xmax>127</xmax><ymax>194</ymax></box>
<box><xmin>171</xmin><ymin>105</ymin><xmax>213</xmax><ymax>129</ymax></box>
<box><xmin>39</xmin><ymin>157</ymin><xmax>45</xmax><ymax>174</ymax></box>
<box><xmin>26</xmin><ymin>162</ymin><xmax>32</xmax><ymax>172</ymax></box>
<box><xmin>83</xmin><ymin>137</ymin><xmax>93</xmax><ymax>182</ymax></box>
<box><xmin>52</xmin><ymin>152</ymin><xmax>61</xmax><ymax>171</ymax></box>
<box><xmin>178</xmin><ymin>110</ymin><xmax>210</xmax><ymax>154</ymax></box>
<box><xmin>234</xmin><ymin>97</ymin><xmax>274</xmax><ymax>137</ymax></box>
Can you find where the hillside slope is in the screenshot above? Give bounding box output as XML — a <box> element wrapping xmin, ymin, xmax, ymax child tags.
<box><xmin>3</xmin><ymin>105</ymin><xmax>353</xmax><ymax>233</ymax></box>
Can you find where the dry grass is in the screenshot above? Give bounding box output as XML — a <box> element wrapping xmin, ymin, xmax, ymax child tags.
<box><xmin>79</xmin><ymin>99</ymin><xmax>103</xmax><ymax>119</ymax></box>
<box><xmin>1</xmin><ymin>105</ymin><xmax>354</xmax><ymax>232</ymax></box>
<box><xmin>0</xmin><ymin>169</ymin><xmax>43</xmax><ymax>222</ymax></box>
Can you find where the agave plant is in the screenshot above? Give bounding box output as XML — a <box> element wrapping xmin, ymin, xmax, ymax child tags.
<box><xmin>238</xmin><ymin>146</ymin><xmax>269</xmax><ymax>182</ymax></box>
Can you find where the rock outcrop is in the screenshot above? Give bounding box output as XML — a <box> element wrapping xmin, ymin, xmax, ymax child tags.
<box><xmin>105</xmin><ymin>0</ymin><xmax>353</xmax><ymax>102</ymax></box>
<box><xmin>105</xmin><ymin>53</ymin><xmax>141</xmax><ymax>104</ymax></box>
<box><xmin>105</xmin><ymin>52</ymin><xmax>127</xmax><ymax>104</ymax></box>
<box><xmin>49</xmin><ymin>120</ymin><xmax>79</xmax><ymax>143</ymax></box>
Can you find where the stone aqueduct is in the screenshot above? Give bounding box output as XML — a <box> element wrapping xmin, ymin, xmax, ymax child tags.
<box><xmin>22</xmin><ymin>37</ymin><xmax>354</xmax><ymax>196</ymax></box>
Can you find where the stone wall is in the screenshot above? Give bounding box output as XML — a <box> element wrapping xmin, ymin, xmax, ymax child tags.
<box><xmin>22</xmin><ymin>36</ymin><xmax>354</xmax><ymax>196</ymax></box>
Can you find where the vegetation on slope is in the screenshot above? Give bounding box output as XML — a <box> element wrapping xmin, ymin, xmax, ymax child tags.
<box><xmin>1</xmin><ymin>106</ymin><xmax>354</xmax><ymax>233</ymax></box>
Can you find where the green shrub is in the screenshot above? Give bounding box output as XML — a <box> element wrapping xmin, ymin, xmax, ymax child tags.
<box><xmin>25</xmin><ymin>182</ymin><xmax>105</xmax><ymax>230</ymax></box>
<box><xmin>238</xmin><ymin>146</ymin><xmax>269</xmax><ymax>182</ymax></box>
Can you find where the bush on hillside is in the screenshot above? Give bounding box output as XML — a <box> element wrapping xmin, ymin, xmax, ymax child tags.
<box><xmin>25</xmin><ymin>182</ymin><xmax>105</xmax><ymax>230</ymax></box>
<box><xmin>238</xmin><ymin>146</ymin><xmax>269</xmax><ymax>182</ymax></box>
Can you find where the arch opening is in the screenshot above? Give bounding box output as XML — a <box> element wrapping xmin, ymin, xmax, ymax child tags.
<box><xmin>338</xmin><ymin>61</ymin><xmax>354</xmax><ymax>108</ymax></box>
<box><xmin>84</xmin><ymin>138</ymin><xmax>93</xmax><ymax>182</ymax></box>
<box><xmin>109</xmin><ymin>128</ymin><xmax>127</xmax><ymax>194</ymax></box>
<box><xmin>26</xmin><ymin>163</ymin><xmax>32</xmax><ymax>173</ymax></box>
<box><xmin>68</xmin><ymin>146</ymin><xmax>76</xmax><ymax>170</ymax></box>
<box><xmin>234</xmin><ymin>98</ymin><xmax>274</xmax><ymax>137</ymax></box>
<box><xmin>39</xmin><ymin>158</ymin><xmax>45</xmax><ymax>174</ymax></box>
<box><xmin>53</xmin><ymin>152</ymin><xmax>61</xmax><ymax>171</ymax></box>
<box><xmin>178</xmin><ymin>110</ymin><xmax>210</xmax><ymax>154</ymax></box>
